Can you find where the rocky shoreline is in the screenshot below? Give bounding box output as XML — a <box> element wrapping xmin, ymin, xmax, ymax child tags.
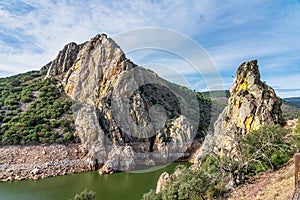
<box><xmin>0</xmin><ymin>144</ymin><xmax>91</xmax><ymax>182</ymax></box>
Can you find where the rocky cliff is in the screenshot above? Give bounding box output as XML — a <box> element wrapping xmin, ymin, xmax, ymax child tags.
<box><xmin>196</xmin><ymin>60</ymin><xmax>283</xmax><ymax>160</ymax></box>
<box><xmin>44</xmin><ymin>34</ymin><xmax>204</xmax><ymax>172</ymax></box>
<box><xmin>45</xmin><ymin>42</ymin><xmax>81</xmax><ymax>78</ymax></box>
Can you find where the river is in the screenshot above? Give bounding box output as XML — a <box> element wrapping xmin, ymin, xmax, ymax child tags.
<box><xmin>0</xmin><ymin>162</ymin><xmax>188</xmax><ymax>200</ymax></box>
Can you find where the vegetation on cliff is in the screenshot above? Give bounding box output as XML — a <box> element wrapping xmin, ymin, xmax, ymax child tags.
<box><xmin>0</xmin><ymin>71</ymin><xmax>76</xmax><ymax>145</ymax></box>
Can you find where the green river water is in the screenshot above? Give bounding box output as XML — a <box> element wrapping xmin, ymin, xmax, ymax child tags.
<box><xmin>0</xmin><ymin>162</ymin><xmax>188</xmax><ymax>200</ymax></box>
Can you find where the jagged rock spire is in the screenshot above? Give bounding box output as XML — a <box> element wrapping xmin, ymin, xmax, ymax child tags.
<box><xmin>197</xmin><ymin>60</ymin><xmax>283</xmax><ymax>159</ymax></box>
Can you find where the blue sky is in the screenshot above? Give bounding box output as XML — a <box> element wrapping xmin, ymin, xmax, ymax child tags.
<box><xmin>0</xmin><ymin>0</ymin><xmax>300</xmax><ymax>97</ymax></box>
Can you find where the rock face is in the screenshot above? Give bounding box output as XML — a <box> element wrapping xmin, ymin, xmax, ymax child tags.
<box><xmin>197</xmin><ymin>60</ymin><xmax>283</xmax><ymax>159</ymax></box>
<box><xmin>156</xmin><ymin>172</ymin><xmax>170</xmax><ymax>193</ymax></box>
<box><xmin>44</xmin><ymin>34</ymin><xmax>200</xmax><ymax>172</ymax></box>
<box><xmin>45</xmin><ymin>42</ymin><xmax>81</xmax><ymax>78</ymax></box>
<box><xmin>156</xmin><ymin>167</ymin><xmax>183</xmax><ymax>193</ymax></box>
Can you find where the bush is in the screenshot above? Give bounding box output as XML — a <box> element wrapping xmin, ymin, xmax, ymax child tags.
<box><xmin>295</xmin><ymin>117</ymin><xmax>300</xmax><ymax>134</ymax></box>
<box><xmin>21</xmin><ymin>95</ymin><xmax>33</xmax><ymax>103</ymax></box>
<box><xmin>201</xmin><ymin>156</ymin><xmax>219</xmax><ymax>174</ymax></box>
<box><xmin>63</xmin><ymin>132</ymin><xmax>73</xmax><ymax>142</ymax></box>
<box><xmin>70</xmin><ymin>189</ymin><xmax>96</xmax><ymax>200</ymax></box>
<box><xmin>142</xmin><ymin>190</ymin><xmax>162</xmax><ymax>200</ymax></box>
<box><xmin>216</xmin><ymin>125</ymin><xmax>294</xmax><ymax>185</ymax></box>
<box><xmin>143</xmin><ymin>166</ymin><xmax>212</xmax><ymax>200</ymax></box>
<box><xmin>4</xmin><ymin>95</ymin><xmax>19</xmax><ymax>107</ymax></box>
<box><xmin>201</xmin><ymin>125</ymin><xmax>294</xmax><ymax>188</ymax></box>
<box><xmin>241</xmin><ymin>125</ymin><xmax>292</xmax><ymax>173</ymax></box>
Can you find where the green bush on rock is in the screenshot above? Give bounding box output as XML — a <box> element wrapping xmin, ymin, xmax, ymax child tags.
<box><xmin>142</xmin><ymin>166</ymin><xmax>212</xmax><ymax>200</ymax></box>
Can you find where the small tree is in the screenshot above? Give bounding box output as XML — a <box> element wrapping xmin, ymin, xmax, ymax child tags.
<box><xmin>215</xmin><ymin>125</ymin><xmax>292</xmax><ymax>186</ymax></box>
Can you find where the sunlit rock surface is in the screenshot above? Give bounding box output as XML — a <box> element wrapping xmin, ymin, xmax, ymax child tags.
<box><xmin>45</xmin><ymin>34</ymin><xmax>201</xmax><ymax>172</ymax></box>
<box><xmin>196</xmin><ymin>60</ymin><xmax>283</xmax><ymax>161</ymax></box>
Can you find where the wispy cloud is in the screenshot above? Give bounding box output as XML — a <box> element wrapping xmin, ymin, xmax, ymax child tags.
<box><xmin>0</xmin><ymin>0</ymin><xmax>214</xmax><ymax>71</ymax></box>
<box><xmin>0</xmin><ymin>0</ymin><xmax>299</xmax><ymax>97</ymax></box>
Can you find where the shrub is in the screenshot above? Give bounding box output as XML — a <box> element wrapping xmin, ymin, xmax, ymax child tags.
<box><xmin>70</xmin><ymin>189</ymin><xmax>96</xmax><ymax>200</ymax></box>
<box><xmin>2</xmin><ymin>116</ymin><xmax>12</xmax><ymax>123</ymax></box>
<box><xmin>241</xmin><ymin>125</ymin><xmax>292</xmax><ymax>173</ymax></box>
<box><xmin>0</xmin><ymin>72</ymin><xmax>76</xmax><ymax>145</ymax></box>
<box><xmin>142</xmin><ymin>189</ymin><xmax>162</xmax><ymax>200</ymax></box>
<box><xmin>4</xmin><ymin>95</ymin><xmax>19</xmax><ymax>107</ymax></box>
<box><xmin>63</xmin><ymin>132</ymin><xmax>73</xmax><ymax>142</ymax></box>
<box><xmin>143</xmin><ymin>166</ymin><xmax>212</xmax><ymax>200</ymax></box>
<box><xmin>21</xmin><ymin>95</ymin><xmax>33</xmax><ymax>103</ymax></box>
<box><xmin>203</xmin><ymin>125</ymin><xmax>293</xmax><ymax>188</ymax></box>
<box><xmin>201</xmin><ymin>155</ymin><xmax>219</xmax><ymax>174</ymax></box>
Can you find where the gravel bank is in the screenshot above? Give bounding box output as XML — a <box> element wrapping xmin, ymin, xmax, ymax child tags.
<box><xmin>0</xmin><ymin>144</ymin><xmax>92</xmax><ymax>182</ymax></box>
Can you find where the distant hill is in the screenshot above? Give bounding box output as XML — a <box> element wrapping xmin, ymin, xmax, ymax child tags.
<box><xmin>284</xmin><ymin>97</ymin><xmax>300</xmax><ymax>108</ymax></box>
<box><xmin>201</xmin><ymin>90</ymin><xmax>230</xmax><ymax>98</ymax></box>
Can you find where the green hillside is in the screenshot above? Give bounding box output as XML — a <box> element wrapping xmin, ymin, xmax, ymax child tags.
<box><xmin>0</xmin><ymin>71</ymin><xmax>76</xmax><ymax>145</ymax></box>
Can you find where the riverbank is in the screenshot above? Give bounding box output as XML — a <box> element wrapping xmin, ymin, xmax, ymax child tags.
<box><xmin>0</xmin><ymin>140</ymin><xmax>201</xmax><ymax>182</ymax></box>
<box><xmin>0</xmin><ymin>144</ymin><xmax>91</xmax><ymax>182</ymax></box>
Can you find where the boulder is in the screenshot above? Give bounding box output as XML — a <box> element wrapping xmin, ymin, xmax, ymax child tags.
<box><xmin>31</xmin><ymin>167</ymin><xmax>41</xmax><ymax>175</ymax></box>
<box><xmin>156</xmin><ymin>172</ymin><xmax>170</xmax><ymax>193</ymax></box>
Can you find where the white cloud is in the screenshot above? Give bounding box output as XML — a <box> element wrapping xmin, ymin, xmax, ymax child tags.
<box><xmin>0</xmin><ymin>0</ymin><xmax>216</xmax><ymax>71</ymax></box>
<box><xmin>0</xmin><ymin>0</ymin><xmax>299</xmax><ymax>98</ymax></box>
<box><xmin>265</xmin><ymin>73</ymin><xmax>300</xmax><ymax>98</ymax></box>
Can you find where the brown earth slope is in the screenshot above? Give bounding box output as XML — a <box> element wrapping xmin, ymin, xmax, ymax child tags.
<box><xmin>228</xmin><ymin>158</ymin><xmax>294</xmax><ymax>200</ymax></box>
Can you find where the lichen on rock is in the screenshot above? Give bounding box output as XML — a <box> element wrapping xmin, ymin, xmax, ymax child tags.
<box><xmin>197</xmin><ymin>60</ymin><xmax>283</xmax><ymax>160</ymax></box>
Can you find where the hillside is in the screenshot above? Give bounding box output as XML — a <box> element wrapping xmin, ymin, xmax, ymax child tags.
<box><xmin>0</xmin><ymin>70</ymin><xmax>215</xmax><ymax>147</ymax></box>
<box><xmin>0</xmin><ymin>71</ymin><xmax>75</xmax><ymax>145</ymax></box>
<box><xmin>228</xmin><ymin>158</ymin><xmax>294</xmax><ymax>200</ymax></box>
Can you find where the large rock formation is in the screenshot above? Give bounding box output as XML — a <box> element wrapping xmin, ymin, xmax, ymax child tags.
<box><xmin>44</xmin><ymin>34</ymin><xmax>202</xmax><ymax>172</ymax></box>
<box><xmin>197</xmin><ymin>60</ymin><xmax>283</xmax><ymax>159</ymax></box>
